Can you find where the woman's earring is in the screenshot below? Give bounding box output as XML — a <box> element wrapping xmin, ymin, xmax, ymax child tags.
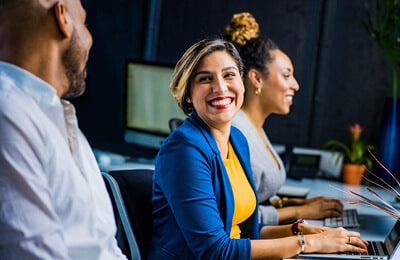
<box><xmin>255</xmin><ymin>88</ymin><xmax>262</xmax><ymax>96</ymax></box>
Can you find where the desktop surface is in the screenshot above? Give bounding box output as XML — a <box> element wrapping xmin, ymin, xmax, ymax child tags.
<box><xmin>93</xmin><ymin>148</ymin><xmax>155</xmax><ymax>172</ymax></box>
<box><xmin>284</xmin><ymin>177</ymin><xmax>398</xmax><ymax>240</ymax></box>
<box><xmin>284</xmin><ymin>177</ymin><xmax>399</xmax><ymax>259</ymax></box>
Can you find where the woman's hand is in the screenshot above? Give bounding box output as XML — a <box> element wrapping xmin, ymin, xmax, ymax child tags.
<box><xmin>298</xmin><ymin>222</ymin><xmax>331</xmax><ymax>234</ymax></box>
<box><xmin>305</xmin><ymin>227</ymin><xmax>368</xmax><ymax>254</ymax></box>
<box><xmin>296</xmin><ymin>196</ymin><xmax>344</xmax><ymax>219</ymax></box>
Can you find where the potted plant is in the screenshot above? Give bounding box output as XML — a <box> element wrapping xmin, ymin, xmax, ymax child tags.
<box><xmin>323</xmin><ymin>123</ymin><xmax>376</xmax><ymax>185</ymax></box>
<box><xmin>362</xmin><ymin>0</ymin><xmax>400</xmax><ymax>183</ymax></box>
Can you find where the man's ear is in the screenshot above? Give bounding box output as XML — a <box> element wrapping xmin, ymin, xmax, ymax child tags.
<box><xmin>53</xmin><ymin>2</ymin><xmax>71</xmax><ymax>38</ymax></box>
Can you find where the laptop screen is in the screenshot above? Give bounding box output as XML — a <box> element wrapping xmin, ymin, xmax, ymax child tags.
<box><xmin>385</xmin><ymin>220</ymin><xmax>400</xmax><ymax>256</ymax></box>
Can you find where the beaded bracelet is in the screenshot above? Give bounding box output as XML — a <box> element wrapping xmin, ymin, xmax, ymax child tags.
<box><xmin>299</xmin><ymin>233</ymin><xmax>305</xmax><ymax>253</ymax></box>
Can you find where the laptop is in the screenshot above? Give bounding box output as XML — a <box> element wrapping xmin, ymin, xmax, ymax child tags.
<box><xmin>298</xmin><ymin>220</ymin><xmax>400</xmax><ymax>260</ymax></box>
<box><xmin>323</xmin><ymin>209</ymin><xmax>360</xmax><ymax>228</ymax></box>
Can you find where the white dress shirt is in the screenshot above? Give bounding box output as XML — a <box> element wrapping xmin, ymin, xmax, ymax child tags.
<box><xmin>0</xmin><ymin>62</ymin><xmax>127</xmax><ymax>259</ymax></box>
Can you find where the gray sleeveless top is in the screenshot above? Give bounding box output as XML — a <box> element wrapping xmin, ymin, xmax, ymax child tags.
<box><xmin>232</xmin><ymin>110</ymin><xmax>286</xmax><ymax>225</ymax></box>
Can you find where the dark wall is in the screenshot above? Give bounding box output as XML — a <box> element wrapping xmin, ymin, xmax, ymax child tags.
<box><xmin>73</xmin><ymin>0</ymin><xmax>390</xmax><ymax>159</ymax></box>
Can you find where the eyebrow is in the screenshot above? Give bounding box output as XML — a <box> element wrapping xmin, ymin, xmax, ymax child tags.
<box><xmin>280</xmin><ymin>67</ymin><xmax>293</xmax><ymax>73</ymax></box>
<box><xmin>192</xmin><ymin>66</ymin><xmax>238</xmax><ymax>78</ymax></box>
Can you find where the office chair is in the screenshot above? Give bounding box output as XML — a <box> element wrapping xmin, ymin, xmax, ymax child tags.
<box><xmin>102</xmin><ymin>172</ymin><xmax>141</xmax><ymax>259</ymax></box>
<box><xmin>102</xmin><ymin>169</ymin><xmax>154</xmax><ymax>260</ymax></box>
<box><xmin>168</xmin><ymin>118</ymin><xmax>183</xmax><ymax>132</ymax></box>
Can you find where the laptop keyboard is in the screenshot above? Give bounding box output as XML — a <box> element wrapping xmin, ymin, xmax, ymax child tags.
<box><xmin>367</xmin><ymin>241</ymin><xmax>387</xmax><ymax>256</ymax></box>
<box><xmin>324</xmin><ymin>209</ymin><xmax>360</xmax><ymax>228</ymax></box>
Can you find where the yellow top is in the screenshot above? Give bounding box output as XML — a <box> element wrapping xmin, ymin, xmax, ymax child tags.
<box><xmin>223</xmin><ymin>142</ymin><xmax>256</xmax><ymax>238</ymax></box>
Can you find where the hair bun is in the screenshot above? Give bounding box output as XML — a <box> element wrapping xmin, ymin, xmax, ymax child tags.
<box><xmin>225</xmin><ymin>12</ymin><xmax>259</xmax><ymax>46</ymax></box>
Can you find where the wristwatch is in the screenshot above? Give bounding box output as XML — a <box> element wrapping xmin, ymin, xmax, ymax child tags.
<box><xmin>292</xmin><ymin>219</ymin><xmax>306</xmax><ymax>235</ymax></box>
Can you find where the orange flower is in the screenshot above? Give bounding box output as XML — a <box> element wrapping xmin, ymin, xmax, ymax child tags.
<box><xmin>350</xmin><ymin>123</ymin><xmax>363</xmax><ymax>141</ymax></box>
<box><xmin>323</xmin><ymin>123</ymin><xmax>376</xmax><ymax>169</ymax></box>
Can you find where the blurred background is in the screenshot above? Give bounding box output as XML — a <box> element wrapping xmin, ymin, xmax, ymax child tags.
<box><xmin>73</xmin><ymin>0</ymin><xmax>396</xmax><ymax>162</ymax></box>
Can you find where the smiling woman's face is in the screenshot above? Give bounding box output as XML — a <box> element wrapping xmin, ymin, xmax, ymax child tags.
<box><xmin>189</xmin><ymin>50</ymin><xmax>244</xmax><ymax>130</ymax></box>
<box><xmin>260</xmin><ymin>49</ymin><xmax>299</xmax><ymax>116</ymax></box>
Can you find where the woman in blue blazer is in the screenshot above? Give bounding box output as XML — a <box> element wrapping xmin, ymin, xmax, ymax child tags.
<box><xmin>148</xmin><ymin>38</ymin><xmax>368</xmax><ymax>259</ymax></box>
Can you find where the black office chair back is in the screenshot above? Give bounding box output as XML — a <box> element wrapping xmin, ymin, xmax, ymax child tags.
<box><xmin>102</xmin><ymin>172</ymin><xmax>141</xmax><ymax>260</ymax></box>
<box><xmin>103</xmin><ymin>169</ymin><xmax>154</xmax><ymax>260</ymax></box>
<box><xmin>168</xmin><ymin>118</ymin><xmax>183</xmax><ymax>132</ymax></box>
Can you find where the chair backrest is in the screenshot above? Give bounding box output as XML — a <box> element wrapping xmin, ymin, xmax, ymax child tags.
<box><xmin>102</xmin><ymin>172</ymin><xmax>142</xmax><ymax>260</ymax></box>
<box><xmin>108</xmin><ymin>169</ymin><xmax>153</xmax><ymax>259</ymax></box>
<box><xmin>168</xmin><ymin>118</ymin><xmax>183</xmax><ymax>132</ymax></box>
<box><xmin>105</xmin><ymin>169</ymin><xmax>154</xmax><ymax>259</ymax></box>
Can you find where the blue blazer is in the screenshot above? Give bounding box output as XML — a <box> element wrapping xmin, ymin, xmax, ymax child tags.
<box><xmin>148</xmin><ymin>112</ymin><xmax>260</xmax><ymax>260</ymax></box>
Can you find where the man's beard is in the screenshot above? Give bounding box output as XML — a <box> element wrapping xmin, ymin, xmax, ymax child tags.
<box><xmin>62</xmin><ymin>30</ymin><xmax>87</xmax><ymax>99</ymax></box>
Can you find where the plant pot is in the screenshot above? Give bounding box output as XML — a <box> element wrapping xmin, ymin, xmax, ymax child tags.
<box><xmin>342</xmin><ymin>163</ymin><xmax>365</xmax><ymax>185</ymax></box>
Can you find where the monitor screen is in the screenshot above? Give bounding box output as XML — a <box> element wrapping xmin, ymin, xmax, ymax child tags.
<box><xmin>124</xmin><ymin>60</ymin><xmax>186</xmax><ymax>149</ymax></box>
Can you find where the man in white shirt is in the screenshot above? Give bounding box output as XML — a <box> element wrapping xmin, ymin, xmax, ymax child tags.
<box><xmin>0</xmin><ymin>0</ymin><xmax>126</xmax><ymax>259</ymax></box>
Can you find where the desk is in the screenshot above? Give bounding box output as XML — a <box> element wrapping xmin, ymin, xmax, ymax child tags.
<box><xmin>93</xmin><ymin>148</ymin><xmax>155</xmax><ymax>172</ymax></box>
<box><xmin>284</xmin><ymin>177</ymin><xmax>398</xmax><ymax>241</ymax></box>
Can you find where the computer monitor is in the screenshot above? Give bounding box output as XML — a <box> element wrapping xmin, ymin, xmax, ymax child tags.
<box><xmin>124</xmin><ymin>60</ymin><xmax>186</xmax><ymax>149</ymax></box>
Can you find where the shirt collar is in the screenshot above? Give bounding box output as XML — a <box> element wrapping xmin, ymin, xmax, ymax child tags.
<box><xmin>0</xmin><ymin>61</ymin><xmax>60</xmax><ymax>107</ymax></box>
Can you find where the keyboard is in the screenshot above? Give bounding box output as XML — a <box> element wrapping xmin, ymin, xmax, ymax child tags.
<box><xmin>323</xmin><ymin>209</ymin><xmax>360</xmax><ymax>228</ymax></box>
<box><xmin>367</xmin><ymin>240</ymin><xmax>387</xmax><ymax>256</ymax></box>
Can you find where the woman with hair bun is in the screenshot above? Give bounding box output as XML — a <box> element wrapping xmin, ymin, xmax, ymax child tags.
<box><xmin>226</xmin><ymin>12</ymin><xmax>344</xmax><ymax>225</ymax></box>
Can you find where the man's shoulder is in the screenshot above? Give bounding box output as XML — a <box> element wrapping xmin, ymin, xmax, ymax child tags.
<box><xmin>0</xmin><ymin>83</ymin><xmax>53</xmax><ymax>145</ymax></box>
<box><xmin>0</xmin><ymin>83</ymin><xmax>36</xmax><ymax>120</ymax></box>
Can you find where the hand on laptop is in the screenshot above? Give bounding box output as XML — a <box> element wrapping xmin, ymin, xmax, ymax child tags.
<box><xmin>294</xmin><ymin>196</ymin><xmax>344</xmax><ymax>219</ymax></box>
<box><xmin>304</xmin><ymin>227</ymin><xmax>368</xmax><ymax>254</ymax></box>
<box><xmin>299</xmin><ymin>222</ymin><xmax>331</xmax><ymax>234</ymax></box>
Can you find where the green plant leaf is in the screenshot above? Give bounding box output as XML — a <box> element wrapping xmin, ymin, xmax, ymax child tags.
<box><xmin>363</xmin><ymin>0</ymin><xmax>400</xmax><ymax>99</ymax></box>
